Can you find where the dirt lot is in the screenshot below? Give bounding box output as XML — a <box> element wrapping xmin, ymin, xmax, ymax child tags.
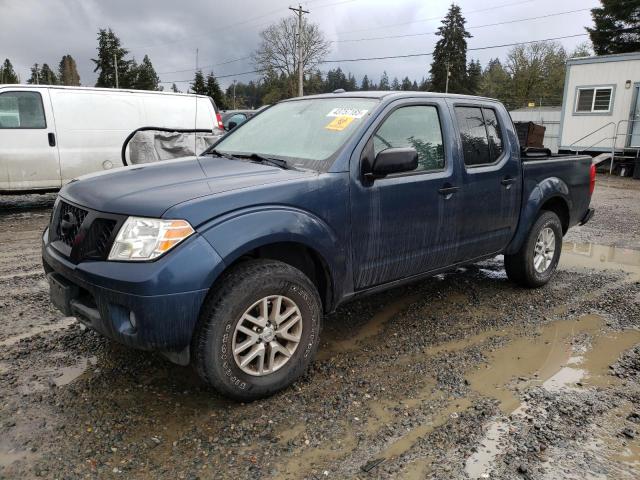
<box><xmin>1</xmin><ymin>176</ymin><xmax>639</xmax><ymax>480</ymax></box>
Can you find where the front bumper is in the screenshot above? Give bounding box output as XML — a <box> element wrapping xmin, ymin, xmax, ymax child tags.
<box><xmin>42</xmin><ymin>228</ymin><xmax>225</xmax><ymax>362</ymax></box>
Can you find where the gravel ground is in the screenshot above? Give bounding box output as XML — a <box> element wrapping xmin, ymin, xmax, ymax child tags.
<box><xmin>0</xmin><ymin>175</ymin><xmax>639</xmax><ymax>480</ymax></box>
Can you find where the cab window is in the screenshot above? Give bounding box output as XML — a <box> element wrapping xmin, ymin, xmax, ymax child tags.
<box><xmin>0</xmin><ymin>91</ymin><xmax>46</xmax><ymax>129</ymax></box>
<box><xmin>373</xmin><ymin>105</ymin><xmax>445</xmax><ymax>172</ymax></box>
<box><xmin>455</xmin><ymin>106</ymin><xmax>504</xmax><ymax>166</ymax></box>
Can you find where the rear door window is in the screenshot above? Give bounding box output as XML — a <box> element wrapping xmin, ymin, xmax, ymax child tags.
<box><xmin>0</xmin><ymin>91</ymin><xmax>46</xmax><ymax>128</ymax></box>
<box><xmin>373</xmin><ymin>105</ymin><xmax>445</xmax><ymax>172</ymax></box>
<box><xmin>455</xmin><ymin>106</ymin><xmax>504</xmax><ymax>166</ymax></box>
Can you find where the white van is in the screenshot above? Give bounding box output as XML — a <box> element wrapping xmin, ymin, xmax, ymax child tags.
<box><xmin>0</xmin><ymin>85</ymin><xmax>223</xmax><ymax>193</ymax></box>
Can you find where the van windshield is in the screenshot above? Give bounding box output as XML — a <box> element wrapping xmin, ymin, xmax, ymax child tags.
<box><xmin>211</xmin><ymin>98</ymin><xmax>378</xmax><ymax>171</ymax></box>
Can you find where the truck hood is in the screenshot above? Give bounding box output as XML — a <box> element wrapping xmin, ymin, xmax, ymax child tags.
<box><xmin>60</xmin><ymin>156</ymin><xmax>313</xmax><ymax>218</ymax></box>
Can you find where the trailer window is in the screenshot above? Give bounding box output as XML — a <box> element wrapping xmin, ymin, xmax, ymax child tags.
<box><xmin>575</xmin><ymin>87</ymin><xmax>613</xmax><ymax>113</ymax></box>
<box><xmin>0</xmin><ymin>91</ymin><xmax>46</xmax><ymax>129</ymax></box>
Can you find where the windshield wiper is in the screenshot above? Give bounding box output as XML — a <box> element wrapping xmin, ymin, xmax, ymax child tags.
<box><xmin>245</xmin><ymin>153</ymin><xmax>289</xmax><ymax>170</ymax></box>
<box><xmin>209</xmin><ymin>149</ymin><xmax>237</xmax><ymax>161</ymax></box>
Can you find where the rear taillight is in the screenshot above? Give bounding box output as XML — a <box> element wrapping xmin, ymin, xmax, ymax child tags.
<box><xmin>589</xmin><ymin>163</ymin><xmax>596</xmax><ymax>195</ymax></box>
<box><xmin>216</xmin><ymin>112</ymin><xmax>223</xmax><ymax>130</ymax></box>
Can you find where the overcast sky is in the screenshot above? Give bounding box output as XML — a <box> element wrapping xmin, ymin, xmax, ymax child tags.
<box><xmin>1</xmin><ymin>0</ymin><xmax>599</xmax><ymax>91</ymax></box>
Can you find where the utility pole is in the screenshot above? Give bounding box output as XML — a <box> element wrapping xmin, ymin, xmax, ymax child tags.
<box><xmin>233</xmin><ymin>80</ymin><xmax>237</xmax><ymax>109</ymax></box>
<box><xmin>113</xmin><ymin>53</ymin><xmax>119</xmax><ymax>89</ymax></box>
<box><xmin>445</xmin><ymin>61</ymin><xmax>450</xmax><ymax>94</ymax></box>
<box><xmin>289</xmin><ymin>4</ymin><xmax>309</xmax><ymax>97</ymax></box>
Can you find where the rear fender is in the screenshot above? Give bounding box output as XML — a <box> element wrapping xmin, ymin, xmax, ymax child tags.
<box><xmin>505</xmin><ymin>177</ymin><xmax>571</xmax><ymax>255</ymax></box>
<box><xmin>198</xmin><ymin>206</ymin><xmax>346</xmax><ymax>300</ymax></box>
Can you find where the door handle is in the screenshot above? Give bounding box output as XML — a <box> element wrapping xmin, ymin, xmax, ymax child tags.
<box><xmin>48</xmin><ymin>132</ymin><xmax>56</xmax><ymax>147</ymax></box>
<box><xmin>501</xmin><ymin>176</ymin><xmax>515</xmax><ymax>186</ymax></box>
<box><xmin>438</xmin><ymin>185</ymin><xmax>459</xmax><ymax>196</ymax></box>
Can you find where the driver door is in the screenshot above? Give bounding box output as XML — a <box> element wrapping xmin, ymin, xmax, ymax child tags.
<box><xmin>349</xmin><ymin>100</ymin><xmax>461</xmax><ymax>289</ymax></box>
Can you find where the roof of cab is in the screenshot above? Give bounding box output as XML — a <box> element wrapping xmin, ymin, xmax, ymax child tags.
<box><xmin>283</xmin><ymin>90</ymin><xmax>499</xmax><ymax>103</ymax></box>
<box><xmin>0</xmin><ymin>84</ymin><xmax>211</xmax><ymax>99</ymax></box>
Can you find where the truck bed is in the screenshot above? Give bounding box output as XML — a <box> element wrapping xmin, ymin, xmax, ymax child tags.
<box><xmin>521</xmin><ymin>153</ymin><xmax>593</xmax><ymax>230</ymax></box>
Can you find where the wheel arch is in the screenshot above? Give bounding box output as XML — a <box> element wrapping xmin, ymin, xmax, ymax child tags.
<box><xmin>199</xmin><ymin>207</ymin><xmax>346</xmax><ymax>313</ymax></box>
<box><xmin>505</xmin><ymin>178</ymin><xmax>572</xmax><ymax>255</ymax></box>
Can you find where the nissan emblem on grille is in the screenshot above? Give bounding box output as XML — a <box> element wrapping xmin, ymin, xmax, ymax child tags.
<box><xmin>60</xmin><ymin>211</ymin><xmax>78</xmax><ymax>238</ymax></box>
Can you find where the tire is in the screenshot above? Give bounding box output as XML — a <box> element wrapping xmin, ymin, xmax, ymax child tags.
<box><xmin>505</xmin><ymin>211</ymin><xmax>563</xmax><ymax>288</ymax></box>
<box><xmin>193</xmin><ymin>259</ymin><xmax>322</xmax><ymax>401</ymax></box>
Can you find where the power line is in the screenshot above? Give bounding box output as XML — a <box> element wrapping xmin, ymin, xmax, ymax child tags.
<box><xmin>129</xmin><ymin>0</ymin><xmax>355</xmax><ymax>50</ymax></box>
<box><xmin>157</xmin><ymin>55</ymin><xmax>252</xmax><ymax>75</ymax></box>
<box><xmin>332</xmin><ymin>8</ymin><xmax>592</xmax><ymax>44</ymax></box>
<box><xmin>158</xmin><ymin>32</ymin><xmax>592</xmax><ymax>84</ymax></box>
<box><xmin>323</xmin><ymin>33</ymin><xmax>590</xmax><ymax>63</ymax></box>
<box><xmin>335</xmin><ymin>0</ymin><xmax>536</xmax><ymax>36</ymax></box>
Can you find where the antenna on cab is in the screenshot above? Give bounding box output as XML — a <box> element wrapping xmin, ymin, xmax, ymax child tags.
<box><xmin>193</xmin><ymin>48</ymin><xmax>199</xmax><ymax>157</ymax></box>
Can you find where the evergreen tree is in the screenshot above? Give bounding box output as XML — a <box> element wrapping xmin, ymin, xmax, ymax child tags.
<box><xmin>191</xmin><ymin>70</ymin><xmax>206</xmax><ymax>94</ymax></box>
<box><xmin>304</xmin><ymin>70</ymin><xmax>325</xmax><ymax>95</ymax></box>
<box><xmin>401</xmin><ymin>76</ymin><xmax>412</xmax><ymax>90</ymax></box>
<box><xmin>419</xmin><ymin>77</ymin><xmax>430</xmax><ymax>91</ymax></box>
<box><xmin>58</xmin><ymin>55</ymin><xmax>81</xmax><ymax>86</ymax></box>
<box><xmin>411</xmin><ymin>80</ymin><xmax>419</xmax><ymax>91</ymax></box>
<box><xmin>27</xmin><ymin>64</ymin><xmax>40</xmax><ymax>84</ymax></box>
<box><xmin>346</xmin><ymin>73</ymin><xmax>358</xmax><ymax>91</ymax></box>
<box><xmin>123</xmin><ymin>58</ymin><xmax>139</xmax><ymax>89</ymax></box>
<box><xmin>134</xmin><ymin>55</ymin><xmax>160</xmax><ymax>90</ymax></box>
<box><xmin>391</xmin><ymin>77</ymin><xmax>401</xmax><ymax>90</ymax></box>
<box><xmin>206</xmin><ymin>72</ymin><xmax>226</xmax><ymax>109</ymax></box>
<box><xmin>0</xmin><ymin>59</ymin><xmax>19</xmax><ymax>84</ymax></box>
<box><xmin>39</xmin><ymin>64</ymin><xmax>58</xmax><ymax>85</ymax></box>
<box><xmin>478</xmin><ymin>58</ymin><xmax>510</xmax><ymax>101</ymax></box>
<box><xmin>587</xmin><ymin>0</ymin><xmax>640</xmax><ymax>55</ymax></box>
<box><xmin>92</xmin><ymin>28</ymin><xmax>134</xmax><ymax>88</ymax></box>
<box><xmin>379</xmin><ymin>71</ymin><xmax>390</xmax><ymax>90</ymax></box>
<box><xmin>326</xmin><ymin>67</ymin><xmax>348</xmax><ymax>92</ymax></box>
<box><xmin>466</xmin><ymin>59</ymin><xmax>482</xmax><ymax>94</ymax></box>
<box><xmin>361</xmin><ymin>74</ymin><xmax>371</xmax><ymax>90</ymax></box>
<box><xmin>171</xmin><ymin>83</ymin><xmax>180</xmax><ymax>93</ymax></box>
<box><xmin>429</xmin><ymin>3</ymin><xmax>471</xmax><ymax>93</ymax></box>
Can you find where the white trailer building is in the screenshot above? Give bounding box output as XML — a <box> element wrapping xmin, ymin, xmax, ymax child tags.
<box><xmin>558</xmin><ymin>52</ymin><xmax>640</xmax><ymax>159</ymax></box>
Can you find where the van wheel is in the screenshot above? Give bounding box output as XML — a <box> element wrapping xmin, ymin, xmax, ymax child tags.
<box><xmin>505</xmin><ymin>211</ymin><xmax>563</xmax><ymax>288</ymax></box>
<box><xmin>193</xmin><ymin>259</ymin><xmax>322</xmax><ymax>401</ymax></box>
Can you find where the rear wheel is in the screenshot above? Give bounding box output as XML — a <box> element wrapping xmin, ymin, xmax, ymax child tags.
<box><xmin>505</xmin><ymin>211</ymin><xmax>563</xmax><ymax>288</ymax></box>
<box><xmin>193</xmin><ymin>259</ymin><xmax>322</xmax><ymax>401</ymax></box>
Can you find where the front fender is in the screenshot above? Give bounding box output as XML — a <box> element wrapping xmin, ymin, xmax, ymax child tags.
<box><xmin>505</xmin><ymin>177</ymin><xmax>571</xmax><ymax>255</ymax></box>
<box><xmin>198</xmin><ymin>206</ymin><xmax>346</xmax><ymax>297</ymax></box>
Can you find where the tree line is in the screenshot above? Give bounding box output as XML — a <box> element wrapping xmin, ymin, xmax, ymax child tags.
<box><xmin>1</xmin><ymin>0</ymin><xmax>637</xmax><ymax>111</ymax></box>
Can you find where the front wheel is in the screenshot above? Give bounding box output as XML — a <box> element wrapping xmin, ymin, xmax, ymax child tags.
<box><xmin>505</xmin><ymin>211</ymin><xmax>563</xmax><ymax>288</ymax></box>
<box><xmin>193</xmin><ymin>259</ymin><xmax>322</xmax><ymax>401</ymax></box>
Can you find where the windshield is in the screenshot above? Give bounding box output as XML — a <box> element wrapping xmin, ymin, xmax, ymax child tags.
<box><xmin>211</xmin><ymin>98</ymin><xmax>378</xmax><ymax>171</ymax></box>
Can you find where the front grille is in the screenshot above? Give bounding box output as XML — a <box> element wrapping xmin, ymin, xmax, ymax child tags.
<box><xmin>50</xmin><ymin>200</ymin><xmax>123</xmax><ymax>263</ymax></box>
<box><xmin>56</xmin><ymin>202</ymin><xmax>88</xmax><ymax>247</ymax></box>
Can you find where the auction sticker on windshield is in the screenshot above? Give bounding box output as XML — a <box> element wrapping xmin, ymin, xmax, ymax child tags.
<box><xmin>326</xmin><ymin>108</ymin><xmax>368</xmax><ymax>119</ymax></box>
<box><xmin>325</xmin><ymin>116</ymin><xmax>355</xmax><ymax>131</ymax></box>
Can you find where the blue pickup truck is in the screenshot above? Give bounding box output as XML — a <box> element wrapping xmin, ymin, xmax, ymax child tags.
<box><xmin>42</xmin><ymin>92</ymin><xmax>595</xmax><ymax>400</ymax></box>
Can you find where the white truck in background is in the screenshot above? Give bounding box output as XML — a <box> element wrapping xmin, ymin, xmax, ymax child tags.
<box><xmin>0</xmin><ymin>85</ymin><xmax>224</xmax><ymax>193</ymax></box>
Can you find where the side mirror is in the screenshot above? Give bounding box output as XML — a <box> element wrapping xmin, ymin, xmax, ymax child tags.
<box><xmin>366</xmin><ymin>147</ymin><xmax>418</xmax><ymax>180</ymax></box>
<box><xmin>226</xmin><ymin>121</ymin><xmax>237</xmax><ymax>131</ymax></box>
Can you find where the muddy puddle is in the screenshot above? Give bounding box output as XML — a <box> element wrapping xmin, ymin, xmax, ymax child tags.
<box><xmin>561</xmin><ymin>241</ymin><xmax>640</xmax><ymax>278</ymax></box>
<box><xmin>464</xmin><ymin>311</ymin><xmax>640</xmax><ymax>479</ymax></box>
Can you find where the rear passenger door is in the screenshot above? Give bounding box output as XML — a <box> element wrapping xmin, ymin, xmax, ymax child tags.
<box><xmin>0</xmin><ymin>88</ymin><xmax>61</xmax><ymax>191</ymax></box>
<box><xmin>350</xmin><ymin>99</ymin><xmax>461</xmax><ymax>289</ymax></box>
<box><xmin>450</xmin><ymin>102</ymin><xmax>521</xmax><ymax>260</ymax></box>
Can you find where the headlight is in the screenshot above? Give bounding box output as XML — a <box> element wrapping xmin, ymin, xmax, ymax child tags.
<box><xmin>108</xmin><ymin>217</ymin><xmax>195</xmax><ymax>261</ymax></box>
